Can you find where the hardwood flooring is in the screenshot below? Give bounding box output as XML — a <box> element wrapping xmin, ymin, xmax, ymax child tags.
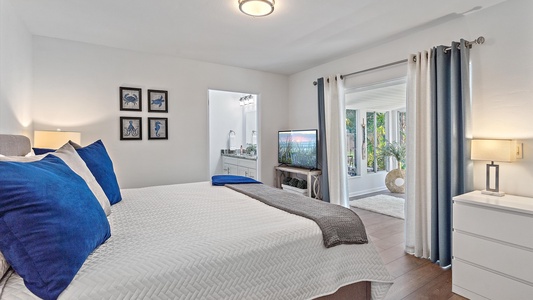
<box><xmin>350</xmin><ymin>206</ymin><xmax>467</xmax><ymax>300</ymax></box>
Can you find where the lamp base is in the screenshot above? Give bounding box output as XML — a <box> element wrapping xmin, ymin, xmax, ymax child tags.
<box><xmin>481</xmin><ymin>190</ymin><xmax>505</xmax><ymax>197</ymax></box>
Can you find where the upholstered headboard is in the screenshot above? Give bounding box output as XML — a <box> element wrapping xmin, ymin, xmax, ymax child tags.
<box><xmin>0</xmin><ymin>134</ymin><xmax>31</xmax><ymax>156</ymax></box>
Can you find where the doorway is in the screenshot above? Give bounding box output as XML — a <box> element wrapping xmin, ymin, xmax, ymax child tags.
<box><xmin>344</xmin><ymin>78</ymin><xmax>407</xmax><ymax>196</ymax></box>
<box><xmin>208</xmin><ymin>89</ymin><xmax>259</xmax><ymax>180</ymax></box>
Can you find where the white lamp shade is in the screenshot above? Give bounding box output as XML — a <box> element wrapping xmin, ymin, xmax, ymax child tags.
<box><xmin>239</xmin><ymin>0</ymin><xmax>274</xmax><ymax>17</ymax></box>
<box><xmin>471</xmin><ymin>139</ymin><xmax>516</xmax><ymax>162</ymax></box>
<box><xmin>34</xmin><ymin>131</ymin><xmax>81</xmax><ymax>149</ymax></box>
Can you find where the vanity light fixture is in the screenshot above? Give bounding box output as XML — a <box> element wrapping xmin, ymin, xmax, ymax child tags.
<box><xmin>238</xmin><ymin>0</ymin><xmax>275</xmax><ymax>17</ymax></box>
<box><xmin>239</xmin><ymin>95</ymin><xmax>254</xmax><ymax>106</ymax></box>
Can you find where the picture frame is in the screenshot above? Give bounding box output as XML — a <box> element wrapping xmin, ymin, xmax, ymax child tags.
<box><xmin>148</xmin><ymin>117</ymin><xmax>168</xmax><ymax>140</ymax></box>
<box><xmin>148</xmin><ymin>89</ymin><xmax>168</xmax><ymax>113</ymax></box>
<box><xmin>120</xmin><ymin>87</ymin><xmax>142</xmax><ymax>111</ymax></box>
<box><xmin>120</xmin><ymin>117</ymin><xmax>142</xmax><ymax>140</ymax></box>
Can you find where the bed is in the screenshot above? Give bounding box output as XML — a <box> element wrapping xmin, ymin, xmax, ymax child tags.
<box><xmin>0</xmin><ymin>134</ymin><xmax>393</xmax><ymax>299</ymax></box>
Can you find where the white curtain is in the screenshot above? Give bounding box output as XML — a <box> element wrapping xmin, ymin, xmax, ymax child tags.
<box><xmin>323</xmin><ymin>75</ymin><xmax>349</xmax><ymax>207</ymax></box>
<box><xmin>405</xmin><ymin>51</ymin><xmax>432</xmax><ymax>258</ymax></box>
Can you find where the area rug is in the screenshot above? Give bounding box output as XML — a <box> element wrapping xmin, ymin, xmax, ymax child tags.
<box><xmin>349</xmin><ymin>194</ymin><xmax>405</xmax><ymax>219</ymax></box>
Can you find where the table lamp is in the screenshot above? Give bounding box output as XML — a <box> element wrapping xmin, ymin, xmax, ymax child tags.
<box><xmin>471</xmin><ymin>139</ymin><xmax>516</xmax><ymax>197</ymax></box>
<box><xmin>34</xmin><ymin>130</ymin><xmax>81</xmax><ymax>149</ymax></box>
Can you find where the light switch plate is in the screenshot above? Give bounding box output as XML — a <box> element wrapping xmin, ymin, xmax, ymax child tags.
<box><xmin>516</xmin><ymin>142</ymin><xmax>523</xmax><ymax>159</ymax></box>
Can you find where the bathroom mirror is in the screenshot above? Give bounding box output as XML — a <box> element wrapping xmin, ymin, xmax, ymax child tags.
<box><xmin>245</xmin><ymin>110</ymin><xmax>257</xmax><ymax>145</ymax></box>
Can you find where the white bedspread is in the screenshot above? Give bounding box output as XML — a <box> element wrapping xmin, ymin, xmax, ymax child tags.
<box><xmin>0</xmin><ymin>182</ymin><xmax>393</xmax><ymax>299</ymax></box>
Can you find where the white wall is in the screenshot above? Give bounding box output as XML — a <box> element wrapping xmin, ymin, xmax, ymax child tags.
<box><xmin>288</xmin><ymin>0</ymin><xmax>533</xmax><ymax>197</ymax></box>
<box><xmin>0</xmin><ymin>0</ymin><xmax>33</xmax><ymax>138</ymax></box>
<box><xmin>32</xmin><ymin>37</ymin><xmax>289</xmax><ymax>188</ymax></box>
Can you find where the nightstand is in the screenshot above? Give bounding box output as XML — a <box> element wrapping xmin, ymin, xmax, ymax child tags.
<box><xmin>452</xmin><ymin>191</ymin><xmax>533</xmax><ymax>299</ymax></box>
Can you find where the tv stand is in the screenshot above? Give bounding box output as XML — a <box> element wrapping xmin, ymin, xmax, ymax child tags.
<box><xmin>275</xmin><ymin>166</ymin><xmax>322</xmax><ymax>199</ymax></box>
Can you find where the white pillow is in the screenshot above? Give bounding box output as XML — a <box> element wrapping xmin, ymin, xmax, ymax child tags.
<box><xmin>50</xmin><ymin>143</ymin><xmax>112</xmax><ymax>216</ymax></box>
<box><xmin>0</xmin><ymin>252</ymin><xmax>8</xmax><ymax>279</ymax></box>
<box><xmin>25</xmin><ymin>149</ymin><xmax>36</xmax><ymax>157</ymax></box>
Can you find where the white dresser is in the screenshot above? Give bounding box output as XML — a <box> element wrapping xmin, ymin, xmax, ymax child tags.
<box><xmin>452</xmin><ymin>191</ymin><xmax>533</xmax><ymax>300</ymax></box>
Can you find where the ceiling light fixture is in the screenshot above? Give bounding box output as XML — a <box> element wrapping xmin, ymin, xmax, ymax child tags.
<box><xmin>239</xmin><ymin>0</ymin><xmax>275</xmax><ymax>17</ymax></box>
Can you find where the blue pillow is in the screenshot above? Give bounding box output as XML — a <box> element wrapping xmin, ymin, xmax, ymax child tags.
<box><xmin>212</xmin><ymin>175</ymin><xmax>262</xmax><ymax>186</ymax></box>
<box><xmin>0</xmin><ymin>155</ymin><xmax>111</xmax><ymax>300</ymax></box>
<box><xmin>74</xmin><ymin>140</ymin><xmax>122</xmax><ymax>205</ymax></box>
<box><xmin>32</xmin><ymin>147</ymin><xmax>55</xmax><ymax>155</ymax></box>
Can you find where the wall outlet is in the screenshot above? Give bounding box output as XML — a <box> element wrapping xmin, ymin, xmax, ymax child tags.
<box><xmin>516</xmin><ymin>142</ymin><xmax>524</xmax><ymax>159</ymax></box>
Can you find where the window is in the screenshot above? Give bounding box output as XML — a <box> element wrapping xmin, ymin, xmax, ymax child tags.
<box><xmin>346</xmin><ymin>109</ymin><xmax>357</xmax><ymax>176</ymax></box>
<box><xmin>367</xmin><ymin>111</ymin><xmax>388</xmax><ymax>173</ymax></box>
<box><xmin>398</xmin><ymin>111</ymin><xmax>406</xmax><ymax>169</ymax></box>
<box><xmin>344</xmin><ymin>78</ymin><xmax>406</xmax><ymax>178</ymax></box>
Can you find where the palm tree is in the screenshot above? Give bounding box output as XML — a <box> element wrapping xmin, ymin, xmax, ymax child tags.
<box><xmin>380</xmin><ymin>140</ymin><xmax>406</xmax><ymax>170</ymax></box>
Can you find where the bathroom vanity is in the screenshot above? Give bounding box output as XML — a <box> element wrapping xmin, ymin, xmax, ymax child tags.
<box><xmin>222</xmin><ymin>154</ymin><xmax>257</xmax><ymax>179</ymax></box>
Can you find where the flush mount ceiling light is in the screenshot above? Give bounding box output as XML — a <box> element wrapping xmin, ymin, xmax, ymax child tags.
<box><xmin>239</xmin><ymin>0</ymin><xmax>275</xmax><ymax>17</ymax></box>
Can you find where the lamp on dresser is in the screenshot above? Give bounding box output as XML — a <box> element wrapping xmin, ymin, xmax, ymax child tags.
<box><xmin>34</xmin><ymin>130</ymin><xmax>81</xmax><ymax>149</ymax></box>
<box><xmin>471</xmin><ymin>139</ymin><xmax>518</xmax><ymax>197</ymax></box>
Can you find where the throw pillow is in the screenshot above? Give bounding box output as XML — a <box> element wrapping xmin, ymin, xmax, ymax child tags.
<box><xmin>0</xmin><ymin>155</ymin><xmax>111</xmax><ymax>299</ymax></box>
<box><xmin>51</xmin><ymin>143</ymin><xmax>112</xmax><ymax>216</ymax></box>
<box><xmin>73</xmin><ymin>140</ymin><xmax>122</xmax><ymax>204</ymax></box>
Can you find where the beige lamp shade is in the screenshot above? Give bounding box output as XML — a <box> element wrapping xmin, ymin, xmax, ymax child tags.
<box><xmin>34</xmin><ymin>131</ymin><xmax>81</xmax><ymax>149</ymax></box>
<box><xmin>471</xmin><ymin>139</ymin><xmax>516</xmax><ymax>162</ymax></box>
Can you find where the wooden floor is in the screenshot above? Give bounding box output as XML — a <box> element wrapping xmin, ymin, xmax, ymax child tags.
<box><xmin>351</xmin><ymin>206</ymin><xmax>467</xmax><ymax>300</ymax></box>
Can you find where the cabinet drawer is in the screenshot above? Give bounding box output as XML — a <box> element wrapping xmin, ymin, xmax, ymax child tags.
<box><xmin>453</xmin><ymin>231</ymin><xmax>533</xmax><ymax>283</ymax></box>
<box><xmin>223</xmin><ymin>157</ymin><xmax>240</xmax><ymax>165</ymax></box>
<box><xmin>453</xmin><ymin>259</ymin><xmax>533</xmax><ymax>300</ymax></box>
<box><xmin>453</xmin><ymin>202</ymin><xmax>533</xmax><ymax>249</ymax></box>
<box><xmin>239</xmin><ymin>159</ymin><xmax>257</xmax><ymax>169</ymax></box>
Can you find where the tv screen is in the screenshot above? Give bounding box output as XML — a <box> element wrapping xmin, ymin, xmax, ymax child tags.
<box><xmin>278</xmin><ymin>129</ymin><xmax>318</xmax><ymax>169</ymax></box>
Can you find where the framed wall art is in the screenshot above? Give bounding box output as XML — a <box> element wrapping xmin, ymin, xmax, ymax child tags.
<box><xmin>148</xmin><ymin>117</ymin><xmax>168</xmax><ymax>140</ymax></box>
<box><xmin>120</xmin><ymin>87</ymin><xmax>142</xmax><ymax>111</ymax></box>
<box><xmin>120</xmin><ymin>117</ymin><xmax>142</xmax><ymax>140</ymax></box>
<box><xmin>148</xmin><ymin>89</ymin><xmax>168</xmax><ymax>113</ymax></box>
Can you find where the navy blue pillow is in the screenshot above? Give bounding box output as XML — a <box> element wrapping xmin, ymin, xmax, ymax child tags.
<box><xmin>32</xmin><ymin>147</ymin><xmax>55</xmax><ymax>155</ymax></box>
<box><xmin>0</xmin><ymin>155</ymin><xmax>111</xmax><ymax>300</ymax></box>
<box><xmin>74</xmin><ymin>140</ymin><xmax>122</xmax><ymax>205</ymax></box>
<box><xmin>212</xmin><ymin>175</ymin><xmax>262</xmax><ymax>186</ymax></box>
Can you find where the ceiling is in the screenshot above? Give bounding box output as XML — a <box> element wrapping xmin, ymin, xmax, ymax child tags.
<box><xmin>346</xmin><ymin>79</ymin><xmax>406</xmax><ymax>111</ymax></box>
<box><xmin>9</xmin><ymin>0</ymin><xmax>506</xmax><ymax>75</ymax></box>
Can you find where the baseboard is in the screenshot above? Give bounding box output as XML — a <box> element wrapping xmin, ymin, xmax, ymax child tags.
<box><xmin>349</xmin><ymin>187</ymin><xmax>388</xmax><ymax>198</ymax></box>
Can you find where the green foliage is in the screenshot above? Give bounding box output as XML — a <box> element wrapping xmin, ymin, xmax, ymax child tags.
<box><xmin>379</xmin><ymin>140</ymin><xmax>406</xmax><ymax>169</ymax></box>
<box><xmin>366</xmin><ymin>112</ymin><xmax>388</xmax><ymax>172</ymax></box>
<box><xmin>345</xmin><ymin>109</ymin><xmax>357</xmax><ymax>134</ymax></box>
<box><xmin>245</xmin><ymin>143</ymin><xmax>256</xmax><ymax>154</ymax></box>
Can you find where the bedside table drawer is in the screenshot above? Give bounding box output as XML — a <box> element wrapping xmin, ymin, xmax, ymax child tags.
<box><xmin>453</xmin><ymin>202</ymin><xmax>533</xmax><ymax>249</ymax></box>
<box><xmin>453</xmin><ymin>231</ymin><xmax>533</xmax><ymax>283</ymax></box>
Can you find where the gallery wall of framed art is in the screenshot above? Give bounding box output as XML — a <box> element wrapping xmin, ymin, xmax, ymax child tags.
<box><xmin>119</xmin><ymin>87</ymin><xmax>169</xmax><ymax>141</ymax></box>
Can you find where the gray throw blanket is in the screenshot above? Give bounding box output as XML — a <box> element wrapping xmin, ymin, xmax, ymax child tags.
<box><xmin>226</xmin><ymin>184</ymin><xmax>368</xmax><ymax>248</ymax></box>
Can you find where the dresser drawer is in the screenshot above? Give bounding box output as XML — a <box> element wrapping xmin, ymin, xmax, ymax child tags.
<box><xmin>453</xmin><ymin>231</ymin><xmax>533</xmax><ymax>283</ymax></box>
<box><xmin>453</xmin><ymin>202</ymin><xmax>533</xmax><ymax>249</ymax></box>
<box><xmin>453</xmin><ymin>259</ymin><xmax>533</xmax><ymax>300</ymax></box>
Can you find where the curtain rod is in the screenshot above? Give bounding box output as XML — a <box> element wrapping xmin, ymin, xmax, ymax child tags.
<box><xmin>312</xmin><ymin>59</ymin><xmax>407</xmax><ymax>86</ymax></box>
<box><xmin>312</xmin><ymin>36</ymin><xmax>485</xmax><ymax>86</ymax></box>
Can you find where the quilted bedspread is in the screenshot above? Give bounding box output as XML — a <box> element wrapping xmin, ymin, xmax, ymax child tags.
<box><xmin>0</xmin><ymin>182</ymin><xmax>393</xmax><ymax>299</ymax></box>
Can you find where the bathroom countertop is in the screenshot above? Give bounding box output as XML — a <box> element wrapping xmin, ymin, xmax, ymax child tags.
<box><xmin>222</xmin><ymin>153</ymin><xmax>257</xmax><ymax>161</ymax></box>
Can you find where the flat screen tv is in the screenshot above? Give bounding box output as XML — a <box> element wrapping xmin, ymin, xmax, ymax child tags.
<box><xmin>278</xmin><ymin>129</ymin><xmax>318</xmax><ymax>170</ymax></box>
